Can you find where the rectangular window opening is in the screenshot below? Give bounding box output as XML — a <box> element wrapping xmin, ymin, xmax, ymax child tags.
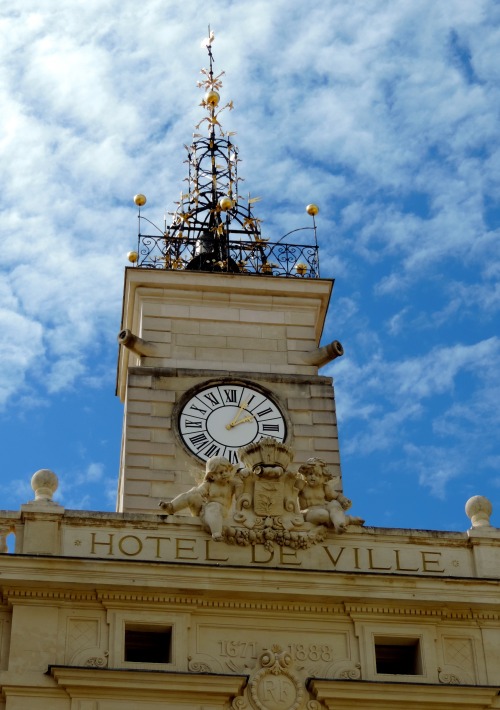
<box><xmin>124</xmin><ymin>624</ymin><xmax>172</xmax><ymax>664</ymax></box>
<box><xmin>374</xmin><ymin>636</ymin><xmax>422</xmax><ymax>675</ymax></box>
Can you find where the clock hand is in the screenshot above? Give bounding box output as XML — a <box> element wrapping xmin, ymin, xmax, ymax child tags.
<box><xmin>226</xmin><ymin>401</ymin><xmax>254</xmax><ymax>429</ymax></box>
<box><xmin>228</xmin><ymin>415</ymin><xmax>254</xmax><ymax>428</ymax></box>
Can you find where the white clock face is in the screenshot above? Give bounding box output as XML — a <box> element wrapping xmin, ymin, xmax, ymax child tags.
<box><xmin>178</xmin><ymin>383</ymin><xmax>286</xmax><ymax>463</ymax></box>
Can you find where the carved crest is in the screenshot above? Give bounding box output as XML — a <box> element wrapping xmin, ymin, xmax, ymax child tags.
<box><xmin>226</xmin><ymin>438</ymin><xmax>326</xmax><ymax>550</ymax></box>
<box><xmin>161</xmin><ymin>437</ymin><xmax>363</xmax><ymax>549</ymax></box>
<box><xmin>244</xmin><ymin>645</ymin><xmax>304</xmax><ymax>710</ymax></box>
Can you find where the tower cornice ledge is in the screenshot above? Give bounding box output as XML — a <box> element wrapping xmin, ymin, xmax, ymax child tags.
<box><xmin>117</xmin><ymin>268</ymin><xmax>334</xmax><ymax>398</ymax></box>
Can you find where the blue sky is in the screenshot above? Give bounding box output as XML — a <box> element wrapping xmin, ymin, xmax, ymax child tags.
<box><xmin>1</xmin><ymin>1</ymin><xmax>499</xmax><ymax>532</ymax></box>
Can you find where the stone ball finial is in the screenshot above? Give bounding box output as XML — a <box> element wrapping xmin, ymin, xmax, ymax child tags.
<box><xmin>465</xmin><ymin>495</ymin><xmax>493</xmax><ymax>528</ymax></box>
<box><xmin>31</xmin><ymin>469</ymin><xmax>59</xmax><ymax>502</ymax></box>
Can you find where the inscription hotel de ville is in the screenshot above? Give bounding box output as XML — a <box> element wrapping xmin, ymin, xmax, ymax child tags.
<box><xmin>64</xmin><ymin>439</ymin><xmax>470</xmax><ymax>577</ymax></box>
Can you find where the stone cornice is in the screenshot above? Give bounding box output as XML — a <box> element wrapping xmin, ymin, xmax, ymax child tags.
<box><xmin>3</xmin><ymin>586</ymin><xmax>500</xmax><ymax>621</ymax></box>
<box><xmin>49</xmin><ymin>665</ymin><xmax>248</xmax><ymax>701</ymax></box>
<box><xmin>309</xmin><ymin>678</ymin><xmax>500</xmax><ymax>709</ymax></box>
<box><xmin>130</xmin><ymin>365</ymin><xmax>335</xmax><ymax>386</ymax></box>
<box><xmin>1</xmin><ymin>553</ymin><xmax>500</xmax><ymax>606</ymax></box>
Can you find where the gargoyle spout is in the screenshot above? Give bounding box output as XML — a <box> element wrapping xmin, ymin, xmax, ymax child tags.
<box><xmin>301</xmin><ymin>339</ymin><xmax>344</xmax><ymax>367</ymax></box>
<box><xmin>117</xmin><ymin>329</ymin><xmax>158</xmax><ymax>357</ymax></box>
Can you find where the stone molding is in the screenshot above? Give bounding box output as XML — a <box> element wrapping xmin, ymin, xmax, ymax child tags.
<box><xmin>129</xmin><ymin>366</ymin><xmax>335</xmax><ymax>387</ymax></box>
<box><xmin>309</xmin><ymin>678</ymin><xmax>500</xmax><ymax>709</ymax></box>
<box><xmin>4</xmin><ymin>586</ymin><xmax>500</xmax><ymax>624</ymax></box>
<box><xmin>50</xmin><ymin>665</ymin><xmax>248</xmax><ymax>701</ymax></box>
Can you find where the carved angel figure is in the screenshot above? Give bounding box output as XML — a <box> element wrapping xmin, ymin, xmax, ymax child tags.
<box><xmin>159</xmin><ymin>456</ymin><xmax>241</xmax><ymax>540</ymax></box>
<box><xmin>297</xmin><ymin>458</ymin><xmax>364</xmax><ymax>533</ymax></box>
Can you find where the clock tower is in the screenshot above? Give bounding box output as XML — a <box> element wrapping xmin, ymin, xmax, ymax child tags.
<box><xmin>116</xmin><ymin>39</ymin><xmax>344</xmax><ymax>514</ymax></box>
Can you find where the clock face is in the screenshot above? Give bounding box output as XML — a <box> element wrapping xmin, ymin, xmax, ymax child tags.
<box><xmin>178</xmin><ymin>383</ymin><xmax>286</xmax><ymax>463</ymax></box>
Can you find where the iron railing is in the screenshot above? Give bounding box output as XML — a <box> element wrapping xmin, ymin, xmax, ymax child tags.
<box><xmin>136</xmin><ymin>232</ymin><xmax>320</xmax><ymax>278</ymax></box>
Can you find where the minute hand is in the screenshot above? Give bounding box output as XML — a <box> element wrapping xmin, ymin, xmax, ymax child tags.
<box><xmin>226</xmin><ymin>401</ymin><xmax>254</xmax><ymax>429</ymax></box>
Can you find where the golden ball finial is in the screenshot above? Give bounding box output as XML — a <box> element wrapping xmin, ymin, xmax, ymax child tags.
<box><xmin>127</xmin><ymin>251</ymin><xmax>138</xmax><ymax>263</ymax></box>
<box><xmin>205</xmin><ymin>90</ymin><xmax>220</xmax><ymax>107</ymax></box>
<box><xmin>306</xmin><ymin>204</ymin><xmax>319</xmax><ymax>216</ymax></box>
<box><xmin>134</xmin><ymin>194</ymin><xmax>147</xmax><ymax>207</ymax></box>
<box><xmin>219</xmin><ymin>196</ymin><xmax>233</xmax><ymax>212</ymax></box>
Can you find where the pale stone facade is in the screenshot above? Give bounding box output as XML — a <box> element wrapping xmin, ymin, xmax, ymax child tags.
<box><xmin>1</xmin><ymin>266</ymin><xmax>500</xmax><ymax>710</ymax></box>
<box><xmin>0</xmin><ymin>479</ymin><xmax>499</xmax><ymax>709</ymax></box>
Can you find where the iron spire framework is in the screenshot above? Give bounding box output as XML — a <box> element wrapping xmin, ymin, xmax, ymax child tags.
<box><xmin>130</xmin><ymin>33</ymin><xmax>320</xmax><ymax>278</ymax></box>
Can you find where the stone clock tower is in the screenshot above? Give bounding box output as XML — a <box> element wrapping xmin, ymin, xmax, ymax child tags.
<box><xmin>116</xmin><ymin>40</ymin><xmax>345</xmax><ymax>515</ymax></box>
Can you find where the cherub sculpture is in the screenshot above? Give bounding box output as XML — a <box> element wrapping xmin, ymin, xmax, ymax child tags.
<box><xmin>159</xmin><ymin>456</ymin><xmax>240</xmax><ymax>540</ymax></box>
<box><xmin>297</xmin><ymin>458</ymin><xmax>364</xmax><ymax>533</ymax></box>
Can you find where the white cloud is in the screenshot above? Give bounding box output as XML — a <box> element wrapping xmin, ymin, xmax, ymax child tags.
<box><xmin>0</xmin><ymin>307</ymin><xmax>44</xmax><ymax>407</ymax></box>
<box><xmin>0</xmin><ymin>0</ymin><xmax>499</xmax><ymax>520</ymax></box>
<box><xmin>85</xmin><ymin>463</ymin><xmax>104</xmax><ymax>482</ymax></box>
<box><xmin>332</xmin><ymin>337</ymin><xmax>500</xmax><ymax>497</ymax></box>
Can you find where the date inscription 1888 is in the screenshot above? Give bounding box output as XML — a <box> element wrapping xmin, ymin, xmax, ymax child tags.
<box><xmin>219</xmin><ymin>641</ymin><xmax>335</xmax><ymax>663</ymax></box>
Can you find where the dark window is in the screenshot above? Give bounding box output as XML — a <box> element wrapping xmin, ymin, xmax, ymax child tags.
<box><xmin>124</xmin><ymin>625</ymin><xmax>172</xmax><ymax>663</ymax></box>
<box><xmin>375</xmin><ymin>637</ymin><xmax>422</xmax><ymax>675</ymax></box>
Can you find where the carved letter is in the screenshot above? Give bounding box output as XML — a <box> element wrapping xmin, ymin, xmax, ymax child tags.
<box><xmin>367</xmin><ymin>548</ymin><xmax>392</xmax><ymax>571</ymax></box>
<box><xmin>90</xmin><ymin>533</ymin><xmax>114</xmax><ymax>556</ymax></box>
<box><xmin>421</xmin><ymin>551</ymin><xmax>445</xmax><ymax>573</ymax></box>
<box><xmin>205</xmin><ymin>539</ymin><xmax>229</xmax><ymax>562</ymax></box>
<box><xmin>176</xmin><ymin>538</ymin><xmax>198</xmax><ymax>560</ymax></box>
<box><xmin>322</xmin><ymin>546</ymin><xmax>346</xmax><ymax>568</ymax></box>
<box><xmin>279</xmin><ymin>547</ymin><xmax>302</xmax><ymax>566</ymax></box>
<box><xmin>145</xmin><ymin>535</ymin><xmax>170</xmax><ymax>559</ymax></box>
<box><xmin>118</xmin><ymin>535</ymin><xmax>143</xmax><ymax>557</ymax></box>
<box><xmin>263</xmin><ymin>677</ymin><xmax>292</xmax><ymax>702</ymax></box>
<box><xmin>394</xmin><ymin>549</ymin><xmax>419</xmax><ymax>572</ymax></box>
<box><xmin>251</xmin><ymin>545</ymin><xmax>274</xmax><ymax>564</ymax></box>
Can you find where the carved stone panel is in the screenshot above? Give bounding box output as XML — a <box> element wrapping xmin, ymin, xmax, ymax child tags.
<box><xmin>440</xmin><ymin>636</ymin><xmax>476</xmax><ymax>684</ymax></box>
<box><xmin>66</xmin><ymin>618</ymin><xmax>107</xmax><ymax>667</ymax></box>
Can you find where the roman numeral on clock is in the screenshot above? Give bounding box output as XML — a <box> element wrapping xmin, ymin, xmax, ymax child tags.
<box><xmin>189</xmin><ymin>403</ymin><xmax>207</xmax><ymax>415</ymax></box>
<box><xmin>262</xmin><ymin>424</ymin><xmax>279</xmax><ymax>432</ymax></box>
<box><xmin>226</xmin><ymin>449</ymin><xmax>238</xmax><ymax>464</ymax></box>
<box><xmin>188</xmin><ymin>432</ymin><xmax>210</xmax><ymax>450</ymax></box>
<box><xmin>203</xmin><ymin>392</ymin><xmax>220</xmax><ymax>407</ymax></box>
<box><xmin>204</xmin><ymin>443</ymin><xmax>221</xmax><ymax>458</ymax></box>
<box><xmin>255</xmin><ymin>406</ymin><xmax>272</xmax><ymax>418</ymax></box>
<box><xmin>183</xmin><ymin>420</ymin><xmax>203</xmax><ymax>429</ymax></box>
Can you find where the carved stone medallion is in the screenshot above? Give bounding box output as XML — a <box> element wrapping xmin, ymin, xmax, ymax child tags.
<box><xmin>249</xmin><ymin>646</ymin><xmax>303</xmax><ymax>710</ymax></box>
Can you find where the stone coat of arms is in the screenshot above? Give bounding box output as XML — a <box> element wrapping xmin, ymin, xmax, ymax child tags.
<box><xmin>160</xmin><ymin>437</ymin><xmax>364</xmax><ymax>550</ymax></box>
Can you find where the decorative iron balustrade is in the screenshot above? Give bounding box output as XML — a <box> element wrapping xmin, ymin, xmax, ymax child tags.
<box><xmin>128</xmin><ymin>38</ymin><xmax>322</xmax><ymax>280</ymax></box>
<box><xmin>136</xmin><ymin>233</ymin><xmax>320</xmax><ymax>278</ymax></box>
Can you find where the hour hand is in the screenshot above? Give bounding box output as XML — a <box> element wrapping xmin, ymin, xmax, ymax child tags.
<box><xmin>229</xmin><ymin>415</ymin><xmax>254</xmax><ymax>428</ymax></box>
<box><xmin>226</xmin><ymin>402</ymin><xmax>254</xmax><ymax>429</ymax></box>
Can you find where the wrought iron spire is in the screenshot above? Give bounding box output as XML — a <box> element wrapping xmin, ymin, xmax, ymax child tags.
<box><xmin>129</xmin><ymin>32</ymin><xmax>320</xmax><ymax>278</ymax></box>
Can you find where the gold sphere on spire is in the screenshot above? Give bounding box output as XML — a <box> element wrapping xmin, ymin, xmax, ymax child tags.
<box><xmin>134</xmin><ymin>194</ymin><xmax>147</xmax><ymax>207</ymax></box>
<box><xmin>219</xmin><ymin>196</ymin><xmax>233</xmax><ymax>211</ymax></box>
<box><xmin>127</xmin><ymin>251</ymin><xmax>138</xmax><ymax>263</ymax></box>
<box><xmin>306</xmin><ymin>204</ymin><xmax>319</xmax><ymax>216</ymax></box>
<box><xmin>205</xmin><ymin>90</ymin><xmax>220</xmax><ymax>107</ymax></box>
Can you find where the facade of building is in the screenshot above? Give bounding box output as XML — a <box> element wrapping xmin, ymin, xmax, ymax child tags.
<box><xmin>1</xmin><ymin>38</ymin><xmax>500</xmax><ymax>710</ymax></box>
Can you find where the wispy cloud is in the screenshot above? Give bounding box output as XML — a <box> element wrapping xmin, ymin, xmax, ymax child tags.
<box><xmin>0</xmin><ymin>1</ymin><xmax>499</xmax><ymax>525</ymax></box>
